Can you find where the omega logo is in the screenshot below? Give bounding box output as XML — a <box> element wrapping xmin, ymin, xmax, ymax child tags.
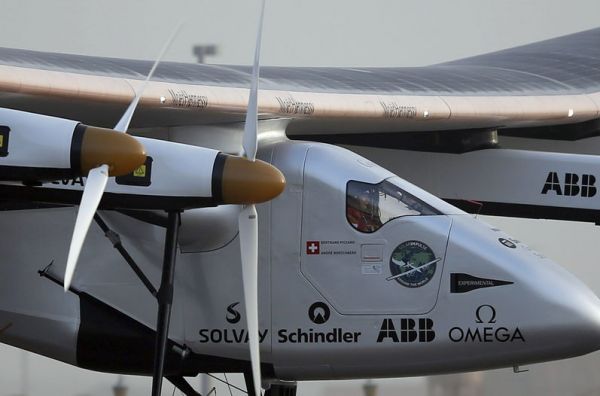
<box><xmin>448</xmin><ymin>305</ymin><xmax>524</xmax><ymax>343</ymax></box>
<box><xmin>475</xmin><ymin>304</ymin><xmax>496</xmax><ymax>324</ymax></box>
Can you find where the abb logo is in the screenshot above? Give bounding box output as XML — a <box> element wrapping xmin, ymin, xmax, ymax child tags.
<box><xmin>541</xmin><ymin>172</ymin><xmax>596</xmax><ymax>198</ymax></box>
<box><xmin>376</xmin><ymin>318</ymin><xmax>435</xmax><ymax>343</ymax></box>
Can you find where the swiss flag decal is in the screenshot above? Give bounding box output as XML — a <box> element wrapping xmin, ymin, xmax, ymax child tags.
<box><xmin>306</xmin><ymin>241</ymin><xmax>320</xmax><ymax>255</ymax></box>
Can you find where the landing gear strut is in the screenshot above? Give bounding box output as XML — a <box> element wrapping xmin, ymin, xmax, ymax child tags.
<box><xmin>151</xmin><ymin>211</ymin><xmax>181</xmax><ymax>396</ymax></box>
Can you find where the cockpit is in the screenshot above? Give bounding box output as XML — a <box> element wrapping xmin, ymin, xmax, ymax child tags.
<box><xmin>346</xmin><ymin>178</ymin><xmax>442</xmax><ymax>233</ymax></box>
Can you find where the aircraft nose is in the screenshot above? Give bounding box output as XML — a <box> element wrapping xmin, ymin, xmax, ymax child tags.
<box><xmin>574</xmin><ymin>296</ymin><xmax>600</xmax><ymax>351</ymax></box>
<box><xmin>444</xmin><ymin>215</ymin><xmax>600</xmax><ymax>365</ymax></box>
<box><xmin>535</xmin><ymin>263</ymin><xmax>600</xmax><ymax>355</ymax></box>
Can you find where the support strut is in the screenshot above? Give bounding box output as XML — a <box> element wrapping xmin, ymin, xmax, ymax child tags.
<box><xmin>151</xmin><ymin>211</ymin><xmax>181</xmax><ymax>396</ymax></box>
<box><xmin>94</xmin><ymin>214</ymin><xmax>158</xmax><ymax>298</ymax></box>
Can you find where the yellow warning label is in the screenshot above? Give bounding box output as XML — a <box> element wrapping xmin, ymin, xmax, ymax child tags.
<box><xmin>0</xmin><ymin>135</ymin><xmax>4</xmax><ymax>147</ymax></box>
<box><xmin>133</xmin><ymin>165</ymin><xmax>146</xmax><ymax>177</ymax></box>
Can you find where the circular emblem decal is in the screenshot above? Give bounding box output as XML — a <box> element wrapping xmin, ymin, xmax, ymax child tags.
<box><xmin>389</xmin><ymin>241</ymin><xmax>438</xmax><ymax>288</ymax></box>
<box><xmin>308</xmin><ymin>302</ymin><xmax>331</xmax><ymax>324</ymax></box>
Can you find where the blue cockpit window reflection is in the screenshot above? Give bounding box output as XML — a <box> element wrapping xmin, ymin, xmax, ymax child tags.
<box><xmin>346</xmin><ymin>179</ymin><xmax>441</xmax><ymax>233</ymax></box>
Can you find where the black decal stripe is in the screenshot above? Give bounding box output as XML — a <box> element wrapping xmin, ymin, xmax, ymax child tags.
<box><xmin>0</xmin><ymin>165</ymin><xmax>74</xmax><ymax>182</ymax></box>
<box><xmin>446</xmin><ymin>199</ymin><xmax>600</xmax><ymax>225</ymax></box>
<box><xmin>0</xmin><ymin>184</ymin><xmax>218</xmax><ymax>211</ymax></box>
<box><xmin>70</xmin><ymin>123</ymin><xmax>86</xmax><ymax>174</ymax></box>
<box><xmin>450</xmin><ymin>273</ymin><xmax>513</xmax><ymax>294</ymax></box>
<box><xmin>76</xmin><ymin>292</ymin><xmax>275</xmax><ymax>376</ymax></box>
<box><xmin>0</xmin><ymin>200</ymin><xmax>66</xmax><ymax>211</ymax></box>
<box><xmin>77</xmin><ymin>292</ymin><xmax>188</xmax><ymax>375</ymax></box>
<box><xmin>450</xmin><ymin>273</ymin><xmax>459</xmax><ymax>294</ymax></box>
<box><xmin>211</xmin><ymin>152</ymin><xmax>226</xmax><ymax>203</ymax></box>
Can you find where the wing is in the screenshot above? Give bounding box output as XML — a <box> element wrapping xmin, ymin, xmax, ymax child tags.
<box><xmin>0</xmin><ymin>28</ymin><xmax>599</xmax><ymax>135</ymax></box>
<box><xmin>2</xmin><ymin>28</ymin><xmax>600</xmax><ymax>223</ymax></box>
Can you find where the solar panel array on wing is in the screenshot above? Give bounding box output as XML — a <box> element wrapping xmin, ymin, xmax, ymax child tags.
<box><xmin>0</xmin><ymin>27</ymin><xmax>599</xmax><ymax>96</ymax></box>
<box><xmin>445</xmin><ymin>28</ymin><xmax>600</xmax><ymax>93</ymax></box>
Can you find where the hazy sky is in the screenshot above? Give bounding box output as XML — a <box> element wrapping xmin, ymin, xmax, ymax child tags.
<box><xmin>1</xmin><ymin>0</ymin><xmax>600</xmax><ymax>67</ymax></box>
<box><xmin>2</xmin><ymin>1</ymin><xmax>600</xmax><ymax>395</ymax></box>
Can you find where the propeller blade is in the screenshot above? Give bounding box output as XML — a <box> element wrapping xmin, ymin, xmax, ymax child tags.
<box><xmin>64</xmin><ymin>164</ymin><xmax>109</xmax><ymax>291</ymax></box>
<box><xmin>239</xmin><ymin>2</ymin><xmax>266</xmax><ymax>394</ymax></box>
<box><xmin>239</xmin><ymin>204</ymin><xmax>261</xmax><ymax>396</ymax></box>
<box><xmin>62</xmin><ymin>22</ymin><xmax>183</xmax><ymax>292</ymax></box>
<box><xmin>114</xmin><ymin>22</ymin><xmax>184</xmax><ymax>133</ymax></box>
<box><xmin>241</xmin><ymin>0</ymin><xmax>266</xmax><ymax>161</ymax></box>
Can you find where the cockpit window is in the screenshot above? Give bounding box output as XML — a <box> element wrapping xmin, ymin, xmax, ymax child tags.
<box><xmin>346</xmin><ymin>179</ymin><xmax>441</xmax><ymax>233</ymax></box>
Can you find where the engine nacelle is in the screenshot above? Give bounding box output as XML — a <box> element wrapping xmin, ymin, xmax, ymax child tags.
<box><xmin>0</xmin><ymin>107</ymin><xmax>145</xmax><ymax>182</ymax></box>
<box><xmin>0</xmin><ymin>108</ymin><xmax>285</xmax><ymax>209</ymax></box>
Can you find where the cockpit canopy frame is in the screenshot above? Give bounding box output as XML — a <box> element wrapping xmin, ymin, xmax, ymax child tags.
<box><xmin>346</xmin><ymin>178</ymin><xmax>442</xmax><ymax>233</ymax></box>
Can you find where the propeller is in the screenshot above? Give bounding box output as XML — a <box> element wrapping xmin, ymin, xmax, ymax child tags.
<box><xmin>64</xmin><ymin>23</ymin><xmax>183</xmax><ymax>291</ymax></box>
<box><xmin>114</xmin><ymin>22</ymin><xmax>184</xmax><ymax>133</ymax></box>
<box><xmin>239</xmin><ymin>0</ymin><xmax>266</xmax><ymax>395</ymax></box>
<box><xmin>64</xmin><ymin>165</ymin><xmax>109</xmax><ymax>289</ymax></box>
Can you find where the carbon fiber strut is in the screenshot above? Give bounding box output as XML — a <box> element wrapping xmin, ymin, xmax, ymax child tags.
<box><xmin>93</xmin><ymin>213</ymin><xmax>158</xmax><ymax>298</ymax></box>
<box><xmin>151</xmin><ymin>211</ymin><xmax>181</xmax><ymax>396</ymax></box>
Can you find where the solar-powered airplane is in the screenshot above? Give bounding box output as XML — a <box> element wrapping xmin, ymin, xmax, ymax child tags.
<box><xmin>2</xmin><ymin>2</ymin><xmax>600</xmax><ymax>396</ymax></box>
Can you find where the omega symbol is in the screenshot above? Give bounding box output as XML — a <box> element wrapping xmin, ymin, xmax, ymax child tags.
<box><xmin>475</xmin><ymin>304</ymin><xmax>497</xmax><ymax>324</ymax></box>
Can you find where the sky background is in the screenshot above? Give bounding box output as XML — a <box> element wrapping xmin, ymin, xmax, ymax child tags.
<box><xmin>2</xmin><ymin>0</ymin><xmax>600</xmax><ymax>67</ymax></box>
<box><xmin>2</xmin><ymin>0</ymin><xmax>600</xmax><ymax>395</ymax></box>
